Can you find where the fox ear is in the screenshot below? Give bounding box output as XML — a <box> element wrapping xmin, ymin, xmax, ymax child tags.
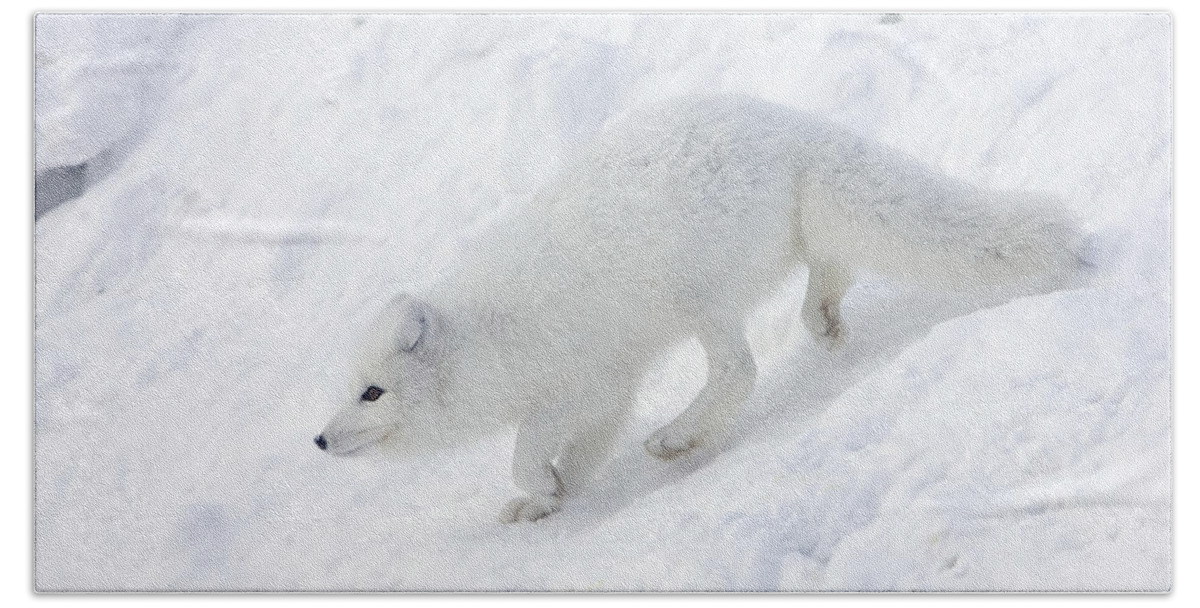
<box><xmin>395</xmin><ymin>296</ymin><xmax>432</xmax><ymax>353</ymax></box>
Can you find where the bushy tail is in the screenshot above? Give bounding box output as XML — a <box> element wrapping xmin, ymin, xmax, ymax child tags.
<box><xmin>795</xmin><ymin>164</ymin><xmax>1097</xmax><ymax>300</ymax></box>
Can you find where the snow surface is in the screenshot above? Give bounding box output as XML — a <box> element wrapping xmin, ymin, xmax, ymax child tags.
<box><xmin>33</xmin><ymin>13</ymin><xmax>1170</xmax><ymax>591</ymax></box>
<box><xmin>34</xmin><ymin>14</ymin><xmax>187</xmax><ymax>171</ymax></box>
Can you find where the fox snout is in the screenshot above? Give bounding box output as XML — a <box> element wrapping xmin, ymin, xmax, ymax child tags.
<box><xmin>314</xmin><ymin>434</ymin><xmax>328</xmax><ymax>451</ymax></box>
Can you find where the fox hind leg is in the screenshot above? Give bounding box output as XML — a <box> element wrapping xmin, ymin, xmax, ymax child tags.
<box><xmin>802</xmin><ymin>261</ymin><xmax>852</xmax><ymax>349</ymax></box>
<box><xmin>645</xmin><ymin>322</ymin><xmax>757</xmax><ymax>460</ymax></box>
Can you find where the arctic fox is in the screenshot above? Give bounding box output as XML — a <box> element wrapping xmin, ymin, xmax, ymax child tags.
<box><xmin>315</xmin><ymin>96</ymin><xmax>1092</xmax><ymax>523</ymax></box>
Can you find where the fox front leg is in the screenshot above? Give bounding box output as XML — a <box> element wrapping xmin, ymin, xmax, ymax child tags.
<box><xmin>500</xmin><ymin>414</ymin><xmax>565</xmax><ymax>523</ymax></box>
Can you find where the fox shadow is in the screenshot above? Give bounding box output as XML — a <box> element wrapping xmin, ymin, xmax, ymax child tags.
<box><xmin>546</xmin><ymin>274</ymin><xmax>1008</xmax><ymax>533</ymax></box>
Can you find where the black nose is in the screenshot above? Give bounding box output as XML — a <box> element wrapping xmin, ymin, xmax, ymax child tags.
<box><xmin>314</xmin><ymin>434</ymin><xmax>327</xmax><ymax>450</ymax></box>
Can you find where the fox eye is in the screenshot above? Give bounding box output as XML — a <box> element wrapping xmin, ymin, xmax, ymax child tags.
<box><xmin>360</xmin><ymin>386</ymin><xmax>385</xmax><ymax>402</ymax></box>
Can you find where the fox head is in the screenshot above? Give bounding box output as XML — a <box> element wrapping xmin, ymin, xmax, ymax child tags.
<box><xmin>315</xmin><ymin>294</ymin><xmax>443</xmax><ymax>456</ymax></box>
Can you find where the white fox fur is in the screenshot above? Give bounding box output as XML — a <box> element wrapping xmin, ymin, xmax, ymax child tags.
<box><xmin>316</xmin><ymin>96</ymin><xmax>1093</xmax><ymax>522</ymax></box>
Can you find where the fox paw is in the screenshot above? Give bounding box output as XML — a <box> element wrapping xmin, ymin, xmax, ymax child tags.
<box><xmin>499</xmin><ymin>494</ymin><xmax>562</xmax><ymax>523</ymax></box>
<box><xmin>644</xmin><ymin>424</ymin><xmax>706</xmax><ymax>460</ymax></box>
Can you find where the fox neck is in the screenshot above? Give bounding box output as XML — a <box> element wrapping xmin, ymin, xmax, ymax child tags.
<box><xmin>425</xmin><ymin>295</ymin><xmax>529</xmax><ymax>431</ymax></box>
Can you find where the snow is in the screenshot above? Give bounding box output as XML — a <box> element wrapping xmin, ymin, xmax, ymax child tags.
<box><xmin>34</xmin><ymin>14</ymin><xmax>189</xmax><ymax>215</ymax></box>
<box><xmin>35</xmin><ymin>15</ymin><xmax>155</xmax><ymax>168</ymax></box>
<box><xmin>33</xmin><ymin>13</ymin><xmax>1170</xmax><ymax>591</ymax></box>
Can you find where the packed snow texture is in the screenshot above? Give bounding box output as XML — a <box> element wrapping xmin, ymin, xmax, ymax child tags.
<box><xmin>34</xmin><ymin>15</ymin><xmax>189</xmax><ymax>216</ymax></box>
<box><xmin>33</xmin><ymin>14</ymin><xmax>1171</xmax><ymax>591</ymax></box>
